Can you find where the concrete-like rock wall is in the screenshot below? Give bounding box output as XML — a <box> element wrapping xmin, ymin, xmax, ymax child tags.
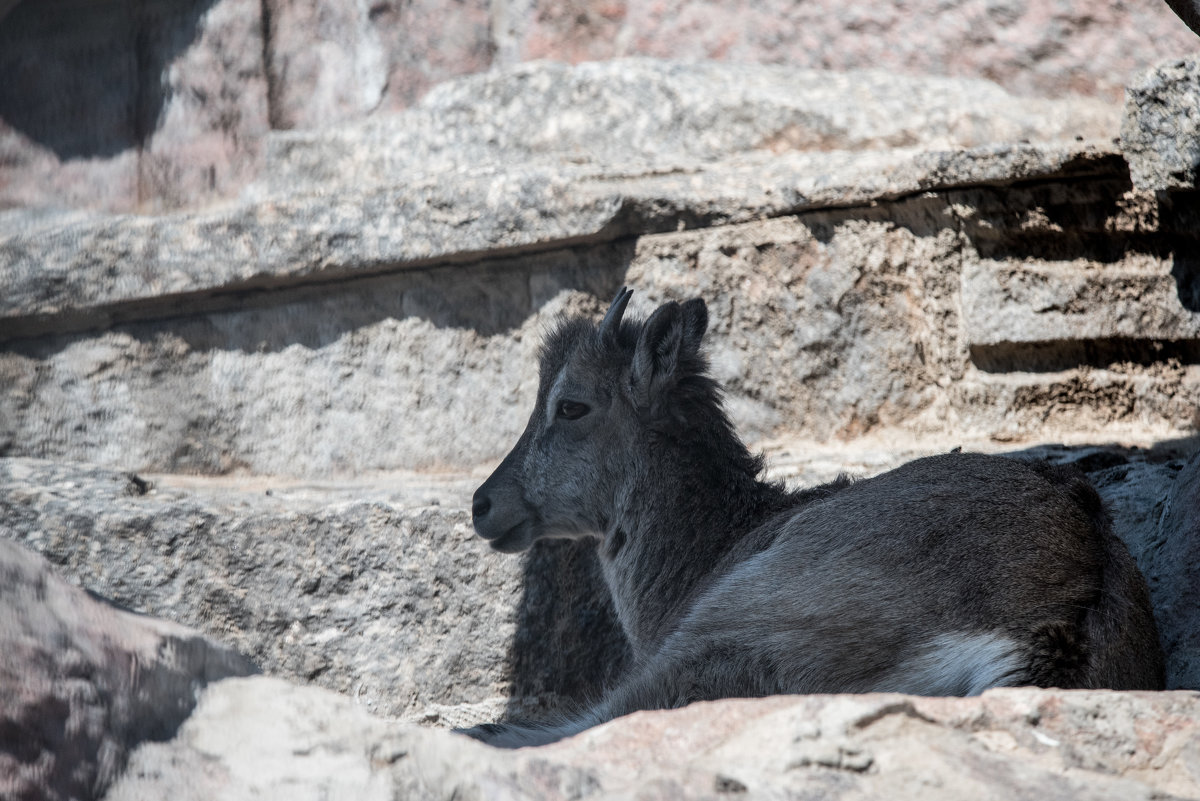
<box><xmin>4</xmin><ymin>435</ymin><xmax>1198</xmax><ymax>733</ymax></box>
<box><xmin>0</xmin><ymin>456</ymin><xmax>628</xmax><ymax>725</ymax></box>
<box><xmin>3</xmin><ymin>61</ymin><xmax>1198</xmax><ymax>477</ymax></box>
<box><xmin>0</xmin><ymin>0</ymin><xmax>270</xmax><ymax>214</ymax></box>
<box><xmin>1</xmin><ymin>0</ymin><xmax>1197</xmax><ymax>212</ymax></box>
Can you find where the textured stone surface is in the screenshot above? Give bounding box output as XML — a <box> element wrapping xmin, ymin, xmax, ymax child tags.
<box><xmin>1</xmin><ymin>59</ymin><xmax>1127</xmax><ymax>333</ymax></box>
<box><xmin>0</xmin><ymin>457</ymin><xmax>534</xmax><ymax>723</ymax></box>
<box><xmin>503</xmin><ymin>0</ymin><xmax>1198</xmax><ymax>103</ymax></box>
<box><xmin>109</xmin><ymin>678</ymin><xmax>1200</xmax><ymax>801</ymax></box>
<box><xmin>263</xmin><ymin>0</ymin><xmax>493</xmax><ymax>129</ymax></box>
<box><xmin>2</xmin><ymin>1</ymin><xmax>1194</xmax><ymax>212</ymax></box>
<box><xmin>267</xmin><ymin>59</ymin><xmax>1121</xmax><ymax>191</ymax></box>
<box><xmin>0</xmin><ymin>141</ymin><xmax>1127</xmax><ymax>339</ymax></box>
<box><xmin>962</xmin><ymin>258</ymin><xmax>1200</xmax><ymax>347</ymax></box>
<box><xmin>1122</xmin><ymin>56</ymin><xmax>1200</xmax><ymax>192</ymax></box>
<box><xmin>0</xmin><ymin>538</ymin><xmax>257</xmax><ymax>801</ymax></box>
<box><xmin>3</xmin><ymin>171</ymin><xmax>1197</xmax><ymax>477</ymax></box>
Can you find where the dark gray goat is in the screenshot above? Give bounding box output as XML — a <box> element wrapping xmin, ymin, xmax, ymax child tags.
<box><xmin>467</xmin><ymin>288</ymin><xmax>1164</xmax><ymax>747</ymax></box>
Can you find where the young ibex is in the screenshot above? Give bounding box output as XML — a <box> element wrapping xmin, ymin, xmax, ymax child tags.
<box><xmin>467</xmin><ymin>288</ymin><xmax>1164</xmax><ymax>747</ymax></box>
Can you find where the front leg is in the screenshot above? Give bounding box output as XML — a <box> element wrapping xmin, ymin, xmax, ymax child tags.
<box><xmin>455</xmin><ymin>707</ymin><xmax>608</xmax><ymax>748</ymax></box>
<box><xmin>455</xmin><ymin>641</ymin><xmax>756</xmax><ymax>748</ymax></box>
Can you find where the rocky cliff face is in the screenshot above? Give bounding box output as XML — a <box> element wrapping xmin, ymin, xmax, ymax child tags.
<box><xmin>2</xmin><ymin>61</ymin><xmax>1197</xmax><ymax>476</ymax></box>
<box><xmin>1</xmin><ymin>55</ymin><xmax>1198</xmax><ymax>801</ymax></box>
<box><xmin>1</xmin><ymin>0</ymin><xmax>1197</xmax><ymax>212</ymax></box>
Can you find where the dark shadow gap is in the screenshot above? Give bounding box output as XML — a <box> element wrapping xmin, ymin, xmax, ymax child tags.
<box><xmin>0</xmin><ymin>0</ymin><xmax>217</xmax><ymax>160</ymax></box>
<box><xmin>1172</xmin><ymin>255</ymin><xmax>1200</xmax><ymax>313</ymax></box>
<box><xmin>970</xmin><ymin>338</ymin><xmax>1200</xmax><ymax>373</ymax></box>
<box><xmin>3</xmin><ymin>239</ymin><xmax>638</xmax><ymax>358</ymax></box>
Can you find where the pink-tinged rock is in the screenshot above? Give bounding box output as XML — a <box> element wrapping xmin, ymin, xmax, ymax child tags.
<box><xmin>505</xmin><ymin>0</ymin><xmax>1199</xmax><ymax>102</ymax></box>
<box><xmin>374</xmin><ymin>0</ymin><xmax>494</xmax><ymax>111</ymax></box>
<box><xmin>0</xmin><ymin>538</ymin><xmax>257</xmax><ymax>801</ymax></box>
<box><xmin>263</xmin><ymin>0</ymin><xmax>392</xmax><ymax>129</ymax></box>
<box><xmin>134</xmin><ymin>0</ymin><xmax>270</xmax><ymax>214</ymax></box>
<box><xmin>263</xmin><ymin>0</ymin><xmax>493</xmax><ymax>130</ymax></box>
<box><xmin>109</xmin><ymin>680</ymin><xmax>1200</xmax><ymax>800</ymax></box>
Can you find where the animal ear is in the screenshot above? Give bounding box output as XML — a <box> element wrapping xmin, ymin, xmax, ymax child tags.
<box><xmin>631</xmin><ymin>298</ymin><xmax>708</xmax><ymax>403</ymax></box>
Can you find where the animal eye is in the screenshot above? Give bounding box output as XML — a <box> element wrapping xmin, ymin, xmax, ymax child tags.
<box><xmin>556</xmin><ymin>400</ymin><xmax>590</xmax><ymax>421</ymax></box>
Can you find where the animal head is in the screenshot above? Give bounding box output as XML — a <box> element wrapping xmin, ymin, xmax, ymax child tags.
<box><xmin>471</xmin><ymin>287</ymin><xmax>714</xmax><ymax>552</ymax></box>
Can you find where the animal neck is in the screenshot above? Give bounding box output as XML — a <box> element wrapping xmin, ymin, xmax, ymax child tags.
<box><xmin>599</xmin><ymin>429</ymin><xmax>788</xmax><ymax>659</ymax></box>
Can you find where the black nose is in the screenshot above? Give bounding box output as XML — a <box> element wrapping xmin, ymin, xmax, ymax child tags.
<box><xmin>472</xmin><ymin>492</ymin><xmax>491</xmax><ymax>520</ymax></box>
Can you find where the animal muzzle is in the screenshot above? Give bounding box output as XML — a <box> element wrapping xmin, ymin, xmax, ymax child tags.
<box><xmin>471</xmin><ymin>479</ymin><xmax>537</xmax><ymax>553</ymax></box>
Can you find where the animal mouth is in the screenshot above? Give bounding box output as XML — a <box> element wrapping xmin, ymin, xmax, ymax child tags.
<box><xmin>487</xmin><ymin>521</ymin><xmax>535</xmax><ymax>553</ymax></box>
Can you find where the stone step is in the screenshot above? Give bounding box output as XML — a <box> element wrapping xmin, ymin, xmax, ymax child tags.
<box><xmin>264</xmin><ymin>59</ymin><xmax>1121</xmax><ymax>194</ymax></box>
<box><xmin>0</xmin><ymin>140</ymin><xmax>1122</xmax><ymax>343</ymax></box>
<box><xmin>108</xmin><ymin>680</ymin><xmax>1200</xmax><ymax>801</ymax></box>
<box><xmin>1</xmin><ymin>61</ymin><xmax>1196</xmax><ymax>477</ymax></box>
<box><xmin>0</xmin><ymin>60</ymin><xmax>1125</xmax><ymax>341</ymax></box>
<box><xmin>3</xmin><ymin>177</ymin><xmax>1196</xmax><ymax>476</ymax></box>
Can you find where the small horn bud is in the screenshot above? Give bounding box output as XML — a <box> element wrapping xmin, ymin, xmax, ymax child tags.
<box><xmin>598</xmin><ymin>287</ymin><xmax>633</xmax><ymax>340</ymax></box>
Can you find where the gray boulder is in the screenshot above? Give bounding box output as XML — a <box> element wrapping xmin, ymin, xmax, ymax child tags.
<box><xmin>1143</xmin><ymin>451</ymin><xmax>1200</xmax><ymax>689</ymax></box>
<box><xmin>3</xmin><ymin>63</ymin><xmax>1195</xmax><ymax>479</ymax></box>
<box><xmin>108</xmin><ymin>677</ymin><xmax>1200</xmax><ymax>800</ymax></box>
<box><xmin>1122</xmin><ymin>57</ymin><xmax>1200</xmax><ymax>191</ymax></box>
<box><xmin>2</xmin><ymin>0</ymin><xmax>1193</xmax><ymax>213</ymax></box>
<box><xmin>266</xmin><ymin>59</ymin><xmax>1121</xmax><ymax>192</ymax></box>
<box><xmin>0</xmin><ymin>538</ymin><xmax>256</xmax><ymax>801</ymax></box>
<box><xmin>0</xmin><ymin>456</ymin><xmax>626</xmax><ymax>724</ymax></box>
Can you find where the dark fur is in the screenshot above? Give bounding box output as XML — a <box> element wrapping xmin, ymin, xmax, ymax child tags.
<box><xmin>467</xmin><ymin>289</ymin><xmax>1165</xmax><ymax>747</ymax></box>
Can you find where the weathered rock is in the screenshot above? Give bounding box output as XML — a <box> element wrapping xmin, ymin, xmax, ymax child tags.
<box><xmin>108</xmin><ymin>677</ymin><xmax>411</xmax><ymax>801</ymax></box>
<box><xmin>3</xmin><ymin>64</ymin><xmax>1194</xmax><ymax>479</ymax></box>
<box><xmin>1122</xmin><ymin>57</ymin><xmax>1200</xmax><ymax>192</ymax></box>
<box><xmin>266</xmin><ymin>59</ymin><xmax>1121</xmax><ymax>192</ymax></box>
<box><xmin>1153</xmin><ymin>451</ymin><xmax>1200</xmax><ymax>689</ymax></box>
<box><xmin>108</xmin><ymin>677</ymin><xmax>1200</xmax><ymax>800</ymax></box>
<box><xmin>1087</xmin><ymin>448</ymin><xmax>1200</xmax><ymax>691</ymax></box>
<box><xmin>0</xmin><ymin>538</ymin><xmax>257</xmax><ymax>801</ymax></box>
<box><xmin>960</xmin><ymin>173</ymin><xmax>1200</xmax><ymax>351</ymax></box>
<box><xmin>0</xmin><ymin>454</ymin><xmax>634</xmax><ymax>725</ymax></box>
<box><xmin>0</xmin><ymin>457</ymin><xmax>539</xmax><ymax>723</ymax></box>
<box><xmin>3</xmin><ymin>1</ymin><xmax>1194</xmax><ymax>212</ymax></box>
<box><xmin>263</xmin><ymin>0</ymin><xmax>493</xmax><ymax>129</ymax></box>
<box><xmin>2</xmin><ymin>58</ymin><xmax>1127</xmax><ymax>333</ymax></box>
<box><xmin>0</xmin><ymin>141</ymin><xmax>1129</xmax><ymax>341</ymax></box>
<box><xmin>3</xmin><ymin>150</ymin><xmax>1197</xmax><ymax>476</ymax></box>
<box><xmin>3</xmin><ymin>63</ymin><xmax>1195</xmax><ymax>478</ymax></box>
<box><xmin>504</xmin><ymin>0</ymin><xmax>1198</xmax><ymax>103</ymax></box>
